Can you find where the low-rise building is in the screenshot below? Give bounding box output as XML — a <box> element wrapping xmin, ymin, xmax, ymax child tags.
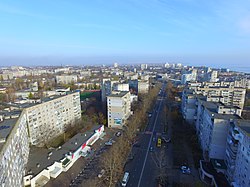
<box><xmin>56</xmin><ymin>75</ymin><xmax>78</xmax><ymax>84</ymax></box>
<box><xmin>24</xmin><ymin>125</ymin><xmax>104</xmax><ymax>187</ymax></box>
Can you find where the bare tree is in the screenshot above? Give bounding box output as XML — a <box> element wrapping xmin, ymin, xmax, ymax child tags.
<box><xmin>151</xmin><ymin>149</ymin><xmax>168</xmax><ymax>186</ymax></box>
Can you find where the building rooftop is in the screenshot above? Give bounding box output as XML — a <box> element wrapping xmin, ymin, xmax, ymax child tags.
<box><xmin>0</xmin><ymin>118</ymin><xmax>18</xmax><ymax>151</ymax></box>
<box><xmin>199</xmin><ymin>99</ymin><xmax>241</xmax><ymax>120</ymax></box>
<box><xmin>26</xmin><ymin>125</ymin><xmax>101</xmax><ymax>177</ymax></box>
<box><xmin>2</xmin><ymin>91</ymin><xmax>79</xmax><ymax>109</ymax></box>
<box><xmin>108</xmin><ymin>91</ymin><xmax>129</xmax><ymax>98</ymax></box>
<box><xmin>235</xmin><ymin>119</ymin><xmax>250</xmax><ymax>136</ymax></box>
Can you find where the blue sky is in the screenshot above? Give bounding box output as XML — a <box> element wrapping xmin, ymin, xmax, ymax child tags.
<box><xmin>0</xmin><ymin>0</ymin><xmax>250</xmax><ymax>68</ymax></box>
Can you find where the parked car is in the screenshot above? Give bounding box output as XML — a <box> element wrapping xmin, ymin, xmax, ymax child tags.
<box><xmin>105</xmin><ymin>141</ymin><xmax>112</xmax><ymax>146</ymax></box>
<box><xmin>128</xmin><ymin>153</ymin><xmax>134</xmax><ymax>160</ymax></box>
<box><xmin>116</xmin><ymin>131</ymin><xmax>122</xmax><ymax>137</ymax></box>
<box><xmin>180</xmin><ymin>165</ymin><xmax>191</xmax><ymax>174</ymax></box>
<box><xmin>98</xmin><ymin>169</ymin><xmax>105</xmax><ymax>178</ymax></box>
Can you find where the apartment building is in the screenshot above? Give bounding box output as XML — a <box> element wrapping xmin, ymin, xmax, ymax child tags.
<box><xmin>113</xmin><ymin>83</ymin><xmax>129</xmax><ymax>92</ymax></box>
<box><xmin>101</xmin><ymin>78</ymin><xmax>119</xmax><ymax>102</ymax></box>
<box><xmin>138</xmin><ymin>81</ymin><xmax>149</xmax><ymax>94</ymax></box>
<box><xmin>140</xmin><ymin>64</ymin><xmax>148</xmax><ymax>70</ymax></box>
<box><xmin>107</xmin><ymin>91</ymin><xmax>131</xmax><ymax>128</ymax></box>
<box><xmin>0</xmin><ymin>113</ymin><xmax>30</xmax><ymax>187</ymax></box>
<box><xmin>195</xmin><ymin>98</ymin><xmax>241</xmax><ymax>160</ymax></box>
<box><xmin>182</xmin><ymin>85</ymin><xmax>246</xmax><ymax>124</ymax></box>
<box><xmin>225</xmin><ymin>120</ymin><xmax>250</xmax><ymax>187</ymax></box>
<box><xmin>194</xmin><ymin>86</ymin><xmax>246</xmax><ymax>109</ymax></box>
<box><xmin>208</xmin><ymin>71</ymin><xmax>218</xmax><ymax>82</ymax></box>
<box><xmin>181</xmin><ymin>89</ymin><xmax>197</xmax><ymax>124</ymax></box>
<box><xmin>56</xmin><ymin>75</ymin><xmax>78</xmax><ymax>84</ymax></box>
<box><xmin>24</xmin><ymin>92</ymin><xmax>81</xmax><ymax>146</ymax></box>
<box><xmin>181</xmin><ymin>69</ymin><xmax>197</xmax><ymax>84</ymax></box>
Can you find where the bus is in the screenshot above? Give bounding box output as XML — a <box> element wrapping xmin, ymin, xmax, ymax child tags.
<box><xmin>157</xmin><ymin>138</ymin><xmax>162</xmax><ymax>147</ymax></box>
<box><xmin>121</xmin><ymin>172</ymin><xmax>129</xmax><ymax>187</ymax></box>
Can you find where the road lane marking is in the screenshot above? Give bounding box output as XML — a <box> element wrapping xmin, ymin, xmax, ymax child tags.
<box><xmin>137</xmin><ymin>88</ymin><xmax>165</xmax><ymax>187</ymax></box>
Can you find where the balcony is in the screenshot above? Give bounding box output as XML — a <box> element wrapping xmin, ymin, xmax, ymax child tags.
<box><xmin>228</xmin><ymin>143</ymin><xmax>238</xmax><ymax>154</ymax></box>
<box><xmin>232</xmin><ymin>129</ymin><xmax>241</xmax><ymax>141</ymax></box>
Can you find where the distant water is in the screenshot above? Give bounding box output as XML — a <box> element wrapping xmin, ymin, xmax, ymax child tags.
<box><xmin>228</xmin><ymin>67</ymin><xmax>250</xmax><ymax>73</ymax></box>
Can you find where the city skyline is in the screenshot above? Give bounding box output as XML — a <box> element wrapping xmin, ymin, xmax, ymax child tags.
<box><xmin>0</xmin><ymin>0</ymin><xmax>250</xmax><ymax>70</ymax></box>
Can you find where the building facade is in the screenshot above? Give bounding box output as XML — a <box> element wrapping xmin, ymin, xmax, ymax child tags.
<box><xmin>0</xmin><ymin>114</ymin><xmax>30</xmax><ymax>187</ymax></box>
<box><xmin>107</xmin><ymin>91</ymin><xmax>131</xmax><ymax>128</ymax></box>
<box><xmin>56</xmin><ymin>75</ymin><xmax>78</xmax><ymax>84</ymax></box>
<box><xmin>25</xmin><ymin>92</ymin><xmax>81</xmax><ymax>146</ymax></box>
<box><xmin>229</xmin><ymin>120</ymin><xmax>250</xmax><ymax>187</ymax></box>
<box><xmin>195</xmin><ymin>99</ymin><xmax>241</xmax><ymax>160</ymax></box>
<box><xmin>138</xmin><ymin>81</ymin><xmax>149</xmax><ymax>94</ymax></box>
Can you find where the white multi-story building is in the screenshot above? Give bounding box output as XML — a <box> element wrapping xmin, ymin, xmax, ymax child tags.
<box><xmin>113</xmin><ymin>83</ymin><xmax>129</xmax><ymax>92</ymax></box>
<box><xmin>0</xmin><ymin>113</ymin><xmax>30</xmax><ymax>187</ymax></box>
<box><xmin>114</xmin><ymin>62</ymin><xmax>118</xmax><ymax>68</ymax></box>
<box><xmin>182</xmin><ymin>85</ymin><xmax>246</xmax><ymax>123</ymax></box>
<box><xmin>56</xmin><ymin>75</ymin><xmax>78</xmax><ymax>84</ymax></box>
<box><xmin>101</xmin><ymin>79</ymin><xmax>119</xmax><ymax>102</ymax></box>
<box><xmin>209</xmin><ymin>71</ymin><xmax>218</xmax><ymax>82</ymax></box>
<box><xmin>226</xmin><ymin>120</ymin><xmax>250</xmax><ymax>187</ymax></box>
<box><xmin>138</xmin><ymin>81</ymin><xmax>149</xmax><ymax>94</ymax></box>
<box><xmin>195</xmin><ymin>98</ymin><xmax>241</xmax><ymax>160</ymax></box>
<box><xmin>140</xmin><ymin>64</ymin><xmax>148</xmax><ymax>70</ymax></box>
<box><xmin>181</xmin><ymin>89</ymin><xmax>197</xmax><ymax>124</ymax></box>
<box><xmin>181</xmin><ymin>69</ymin><xmax>197</xmax><ymax>84</ymax></box>
<box><xmin>107</xmin><ymin>91</ymin><xmax>131</xmax><ymax>128</ymax></box>
<box><xmin>181</xmin><ymin>74</ymin><xmax>193</xmax><ymax>84</ymax></box>
<box><xmin>196</xmin><ymin>86</ymin><xmax>246</xmax><ymax>109</ymax></box>
<box><xmin>24</xmin><ymin>92</ymin><xmax>81</xmax><ymax>146</ymax></box>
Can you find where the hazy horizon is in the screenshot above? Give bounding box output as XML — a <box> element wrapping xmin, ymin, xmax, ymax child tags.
<box><xmin>0</xmin><ymin>0</ymin><xmax>250</xmax><ymax>72</ymax></box>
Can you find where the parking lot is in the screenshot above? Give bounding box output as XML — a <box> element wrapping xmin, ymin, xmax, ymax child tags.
<box><xmin>45</xmin><ymin>128</ymin><xmax>120</xmax><ymax>187</ymax></box>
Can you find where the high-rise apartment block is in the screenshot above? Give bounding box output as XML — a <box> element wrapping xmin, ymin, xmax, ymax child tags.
<box><xmin>0</xmin><ymin>113</ymin><xmax>30</xmax><ymax>187</ymax></box>
<box><xmin>182</xmin><ymin>84</ymin><xmax>246</xmax><ymax>124</ymax></box>
<box><xmin>0</xmin><ymin>91</ymin><xmax>81</xmax><ymax>186</ymax></box>
<box><xmin>225</xmin><ymin>120</ymin><xmax>250</xmax><ymax>187</ymax></box>
<box><xmin>182</xmin><ymin>79</ymin><xmax>249</xmax><ymax>187</ymax></box>
<box><xmin>24</xmin><ymin>92</ymin><xmax>81</xmax><ymax>146</ymax></box>
<box><xmin>140</xmin><ymin>64</ymin><xmax>148</xmax><ymax>70</ymax></box>
<box><xmin>107</xmin><ymin>91</ymin><xmax>131</xmax><ymax>128</ymax></box>
<box><xmin>181</xmin><ymin>69</ymin><xmax>197</xmax><ymax>84</ymax></box>
<box><xmin>195</xmin><ymin>98</ymin><xmax>241</xmax><ymax>159</ymax></box>
<box><xmin>138</xmin><ymin>81</ymin><xmax>149</xmax><ymax>94</ymax></box>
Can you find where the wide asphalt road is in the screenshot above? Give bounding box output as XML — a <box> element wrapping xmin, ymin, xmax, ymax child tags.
<box><xmin>125</xmin><ymin>83</ymin><xmax>167</xmax><ymax>187</ymax></box>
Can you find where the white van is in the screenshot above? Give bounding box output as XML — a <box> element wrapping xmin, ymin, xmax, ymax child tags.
<box><xmin>121</xmin><ymin>172</ymin><xmax>129</xmax><ymax>187</ymax></box>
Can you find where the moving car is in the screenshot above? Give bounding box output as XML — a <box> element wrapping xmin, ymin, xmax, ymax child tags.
<box><xmin>150</xmin><ymin>146</ymin><xmax>154</xmax><ymax>152</ymax></box>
